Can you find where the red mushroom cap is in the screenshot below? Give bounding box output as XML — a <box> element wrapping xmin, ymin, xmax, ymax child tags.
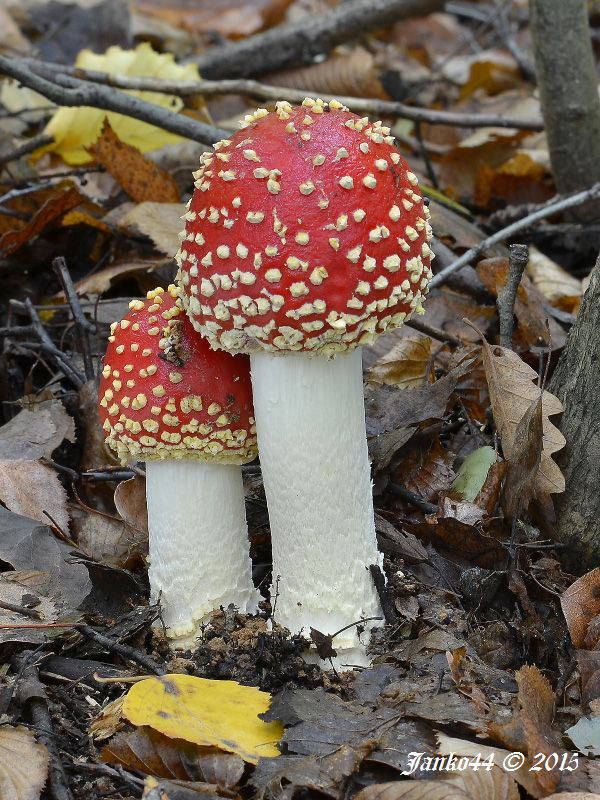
<box><xmin>176</xmin><ymin>99</ymin><xmax>433</xmax><ymax>356</ymax></box>
<box><xmin>98</xmin><ymin>285</ymin><xmax>257</xmax><ymax>465</ymax></box>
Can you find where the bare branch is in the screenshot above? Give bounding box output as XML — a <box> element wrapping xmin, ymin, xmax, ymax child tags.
<box><xmin>0</xmin><ymin>55</ymin><xmax>229</xmax><ymax>147</ymax></box>
<box><xmin>497</xmin><ymin>244</ymin><xmax>529</xmax><ymax>350</ymax></box>
<box><xmin>429</xmin><ymin>182</ymin><xmax>600</xmax><ymax>290</ymax></box>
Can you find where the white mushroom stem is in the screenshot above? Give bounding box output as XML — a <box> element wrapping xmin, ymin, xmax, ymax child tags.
<box><xmin>145</xmin><ymin>460</ymin><xmax>260</xmax><ymax>648</ymax></box>
<box><xmin>250</xmin><ymin>348</ymin><xmax>383</xmax><ymax>668</ymax></box>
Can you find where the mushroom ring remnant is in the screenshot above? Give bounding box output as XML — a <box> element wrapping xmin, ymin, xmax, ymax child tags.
<box><xmin>176</xmin><ymin>99</ymin><xmax>433</xmax><ymax>666</ymax></box>
<box><xmin>99</xmin><ymin>285</ymin><xmax>260</xmax><ymax>646</ymax></box>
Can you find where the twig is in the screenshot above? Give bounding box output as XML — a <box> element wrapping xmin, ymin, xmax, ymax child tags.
<box><xmin>0</xmin><ymin>55</ymin><xmax>229</xmax><ymax>147</ymax></box>
<box><xmin>22</xmin><ymin>299</ymin><xmax>85</xmax><ymax>388</ymax></box>
<box><xmin>52</xmin><ymin>256</ymin><xmax>95</xmax><ymax>380</ymax></box>
<box><xmin>405</xmin><ymin>317</ymin><xmax>463</xmax><ymax>347</ymax></box>
<box><xmin>429</xmin><ymin>181</ymin><xmax>600</xmax><ymax>289</ymax></box>
<box><xmin>76</xmin><ymin>623</ymin><xmax>165</xmax><ymax>676</ymax></box>
<box><xmin>193</xmin><ymin>0</ymin><xmax>447</xmax><ymax>79</ymax></box>
<box><xmin>81</xmin><ymin>469</ymin><xmax>137</xmax><ymax>481</ymax></box>
<box><xmin>18</xmin><ymin>663</ymin><xmax>74</xmax><ymax>800</ymax></box>
<box><xmin>37</xmin><ymin>66</ymin><xmax>545</xmax><ymax>131</ymax></box>
<box><xmin>0</xmin><ymin>133</ymin><xmax>54</xmax><ymax>167</ymax></box>
<box><xmin>497</xmin><ymin>244</ymin><xmax>529</xmax><ymax>349</ymax></box>
<box><xmin>0</xmin><ymin>599</ymin><xmax>42</xmax><ymax>620</ymax></box>
<box><xmin>387</xmin><ymin>482</ymin><xmax>438</xmax><ymax>514</ymax></box>
<box><xmin>369</xmin><ymin>564</ymin><xmax>399</xmax><ymax>624</ymax></box>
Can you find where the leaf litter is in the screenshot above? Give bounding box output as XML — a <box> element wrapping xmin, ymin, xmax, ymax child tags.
<box><xmin>1</xmin><ymin>1</ymin><xmax>600</xmax><ymax>799</ymax></box>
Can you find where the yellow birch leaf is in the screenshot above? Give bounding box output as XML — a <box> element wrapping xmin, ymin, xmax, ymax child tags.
<box><xmin>122</xmin><ymin>675</ymin><xmax>283</xmax><ymax>764</ymax></box>
<box><xmin>36</xmin><ymin>43</ymin><xmax>202</xmax><ymax>165</ymax></box>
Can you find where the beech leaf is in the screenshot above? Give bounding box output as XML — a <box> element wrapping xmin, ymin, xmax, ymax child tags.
<box><xmin>0</xmin><ymin>725</ymin><xmax>49</xmax><ymax>800</ymax></box>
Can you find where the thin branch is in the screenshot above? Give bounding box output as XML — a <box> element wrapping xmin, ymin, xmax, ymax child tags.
<box><xmin>22</xmin><ymin>299</ymin><xmax>85</xmax><ymax>388</ymax></box>
<box><xmin>193</xmin><ymin>0</ymin><xmax>448</xmax><ymax>79</ymax></box>
<box><xmin>405</xmin><ymin>317</ymin><xmax>463</xmax><ymax>347</ymax></box>
<box><xmin>30</xmin><ymin>64</ymin><xmax>544</xmax><ymax>131</ymax></box>
<box><xmin>52</xmin><ymin>256</ymin><xmax>95</xmax><ymax>380</ymax></box>
<box><xmin>0</xmin><ymin>55</ymin><xmax>229</xmax><ymax>147</ymax></box>
<box><xmin>0</xmin><ymin>133</ymin><xmax>54</xmax><ymax>167</ymax></box>
<box><xmin>76</xmin><ymin>623</ymin><xmax>164</xmax><ymax>676</ymax></box>
<box><xmin>429</xmin><ymin>181</ymin><xmax>600</xmax><ymax>289</ymax></box>
<box><xmin>497</xmin><ymin>244</ymin><xmax>529</xmax><ymax>349</ymax></box>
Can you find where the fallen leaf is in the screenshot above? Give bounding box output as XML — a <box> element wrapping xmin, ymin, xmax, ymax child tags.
<box><xmin>0</xmin><ymin>186</ymin><xmax>82</xmax><ymax>256</ymax></box>
<box><xmin>0</xmin><ymin>397</ymin><xmax>75</xmax><ymax>460</ymax></box>
<box><xmin>355</xmin><ymin>765</ymin><xmax>519</xmax><ymax>800</ymax></box>
<box><xmin>71</xmin><ymin>502</ymin><xmax>147</xmax><ymax>569</ymax></box>
<box><xmin>0</xmin><ymin>506</ymin><xmax>91</xmax><ymax>613</ymax></box>
<box><xmin>0</xmin><ymin>725</ymin><xmax>49</xmax><ymax>800</ymax></box>
<box><xmin>565</xmin><ymin>717</ymin><xmax>600</xmax><ymax>757</ymax></box>
<box><xmin>501</xmin><ymin>396</ymin><xmax>543</xmax><ymax>522</ymax></box>
<box><xmin>71</xmin><ymin>259</ymin><xmax>169</xmax><ymax>297</ymax></box>
<box><xmin>122</xmin><ymin>675</ymin><xmax>283</xmax><ymax>764</ymax></box>
<box><xmin>114</xmin><ymin>476</ymin><xmax>148</xmax><ymax>534</ymax></box>
<box><xmin>561</xmin><ymin>569</ymin><xmax>600</xmax><ymax>649</ymax></box>
<box><xmin>366</xmin><ymin>336</ymin><xmax>432</xmax><ymax>389</ymax></box>
<box><xmin>0</xmin><ymin>571</ymin><xmax>57</xmax><ymax>646</ymax></box>
<box><xmin>527</xmin><ymin>246</ymin><xmax>584</xmax><ymax>314</ymax></box>
<box><xmin>467</xmin><ymin>324</ymin><xmax>565</xmax><ymax>494</ymax></box>
<box><xmin>120</xmin><ymin>201</ymin><xmax>186</xmax><ymax>256</ymax></box>
<box><xmin>37</xmin><ymin>43</ymin><xmax>202</xmax><ymax>165</ymax></box>
<box><xmin>0</xmin><ymin>459</ymin><xmax>70</xmax><ymax>532</ymax></box>
<box><xmin>102</xmin><ymin>726</ymin><xmax>245</xmax><ymax>784</ymax></box>
<box><xmin>90</xmin><ymin>120</ymin><xmax>180</xmax><ymax>203</ymax></box>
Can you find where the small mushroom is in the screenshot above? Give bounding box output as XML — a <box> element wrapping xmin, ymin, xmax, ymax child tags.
<box><xmin>176</xmin><ymin>100</ymin><xmax>434</xmax><ymax>666</ymax></box>
<box><xmin>98</xmin><ymin>285</ymin><xmax>260</xmax><ymax>647</ymax></box>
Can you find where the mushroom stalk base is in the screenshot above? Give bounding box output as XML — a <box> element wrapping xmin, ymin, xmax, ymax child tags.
<box><xmin>250</xmin><ymin>349</ymin><xmax>383</xmax><ymax>668</ymax></box>
<box><xmin>145</xmin><ymin>460</ymin><xmax>260</xmax><ymax>648</ymax></box>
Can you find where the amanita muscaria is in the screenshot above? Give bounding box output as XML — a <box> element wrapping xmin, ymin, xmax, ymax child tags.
<box><xmin>98</xmin><ymin>285</ymin><xmax>260</xmax><ymax>647</ymax></box>
<box><xmin>176</xmin><ymin>99</ymin><xmax>433</xmax><ymax>666</ymax></box>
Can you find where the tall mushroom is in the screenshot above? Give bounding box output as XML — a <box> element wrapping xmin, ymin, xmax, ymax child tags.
<box><xmin>98</xmin><ymin>285</ymin><xmax>260</xmax><ymax>647</ymax></box>
<box><xmin>176</xmin><ymin>100</ymin><xmax>433</xmax><ymax>665</ymax></box>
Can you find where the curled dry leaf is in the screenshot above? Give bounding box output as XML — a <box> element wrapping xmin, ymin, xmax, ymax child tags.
<box><xmin>526</xmin><ymin>246</ymin><xmax>584</xmax><ymax>314</ymax></box>
<box><xmin>354</xmin><ymin>764</ymin><xmax>518</xmax><ymax>800</ymax></box>
<box><xmin>119</xmin><ymin>202</ymin><xmax>186</xmax><ymax>257</ymax></box>
<box><xmin>466</xmin><ymin>322</ymin><xmax>565</xmax><ymax>494</ymax></box>
<box><xmin>0</xmin><ymin>396</ymin><xmax>75</xmax><ymax>461</ymax></box>
<box><xmin>366</xmin><ymin>336</ymin><xmax>432</xmax><ymax>389</ymax></box>
<box><xmin>560</xmin><ymin>569</ymin><xmax>600</xmax><ymax>649</ymax></box>
<box><xmin>90</xmin><ymin>120</ymin><xmax>180</xmax><ymax>204</ymax></box>
<box><xmin>71</xmin><ymin>502</ymin><xmax>147</xmax><ymax>569</ymax></box>
<box><xmin>500</xmin><ymin>396</ymin><xmax>542</xmax><ymax>523</ymax></box>
<box><xmin>114</xmin><ymin>476</ymin><xmax>148</xmax><ymax>534</ymax></box>
<box><xmin>0</xmin><ymin>186</ymin><xmax>82</xmax><ymax>257</ymax></box>
<box><xmin>71</xmin><ymin>258</ymin><xmax>169</xmax><ymax>297</ymax></box>
<box><xmin>102</xmin><ymin>726</ymin><xmax>244</xmax><ymax>785</ymax></box>
<box><xmin>0</xmin><ymin>725</ymin><xmax>49</xmax><ymax>800</ymax></box>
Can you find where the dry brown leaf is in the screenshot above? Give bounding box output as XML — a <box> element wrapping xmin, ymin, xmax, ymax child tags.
<box><xmin>61</xmin><ymin>209</ymin><xmax>112</xmax><ymax>234</ymax></box>
<box><xmin>114</xmin><ymin>476</ymin><xmax>148</xmax><ymax>534</ymax></box>
<box><xmin>547</xmin><ymin>796</ymin><xmax>600</xmax><ymax>800</ymax></box>
<box><xmin>0</xmin><ymin>459</ymin><xmax>70</xmax><ymax>532</ymax></box>
<box><xmin>501</xmin><ymin>396</ymin><xmax>543</xmax><ymax>523</ymax></box>
<box><xmin>474</xmin><ymin>152</ymin><xmax>552</xmax><ymax>208</ymax></box>
<box><xmin>527</xmin><ymin>246</ymin><xmax>584</xmax><ymax>313</ymax></box>
<box><xmin>394</xmin><ymin>438</ymin><xmax>455</xmax><ymax>503</ymax></box>
<box><xmin>133</xmin><ymin>0</ymin><xmax>292</xmax><ymax>38</ymax></box>
<box><xmin>561</xmin><ymin>569</ymin><xmax>600</xmax><ymax>649</ymax></box>
<box><xmin>0</xmin><ymin>397</ymin><xmax>75</xmax><ymax>461</ymax></box>
<box><xmin>467</xmin><ymin>324</ymin><xmax>565</xmax><ymax>494</ymax></box>
<box><xmin>102</xmin><ymin>726</ymin><xmax>244</xmax><ymax>785</ymax></box>
<box><xmin>0</xmin><ymin>186</ymin><xmax>82</xmax><ymax>256</ymax></box>
<box><xmin>0</xmin><ymin>572</ymin><xmax>57</xmax><ymax>646</ymax></box>
<box><xmin>90</xmin><ymin>695</ymin><xmax>126</xmax><ymax>742</ymax></box>
<box><xmin>90</xmin><ymin>120</ymin><xmax>180</xmax><ymax>203</ymax></box>
<box><xmin>0</xmin><ymin>725</ymin><xmax>49</xmax><ymax>800</ymax></box>
<box><xmin>72</xmin><ymin>259</ymin><xmax>168</xmax><ymax>297</ymax></box>
<box><xmin>71</xmin><ymin>502</ymin><xmax>147</xmax><ymax>569</ymax></box>
<box><xmin>120</xmin><ymin>202</ymin><xmax>186</xmax><ymax>256</ymax></box>
<box><xmin>269</xmin><ymin>46</ymin><xmax>387</xmax><ymax>99</ymax></box>
<box><xmin>355</xmin><ymin>765</ymin><xmax>518</xmax><ymax>800</ymax></box>
<box><xmin>367</xmin><ymin>336</ymin><xmax>432</xmax><ymax>389</ymax></box>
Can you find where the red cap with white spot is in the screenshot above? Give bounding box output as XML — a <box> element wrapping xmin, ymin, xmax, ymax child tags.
<box><xmin>98</xmin><ymin>285</ymin><xmax>256</xmax><ymax>465</ymax></box>
<box><xmin>176</xmin><ymin>98</ymin><xmax>433</xmax><ymax>356</ymax></box>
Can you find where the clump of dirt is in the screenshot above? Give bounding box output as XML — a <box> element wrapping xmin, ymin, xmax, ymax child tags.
<box><xmin>166</xmin><ymin>609</ymin><xmax>324</xmax><ymax>691</ymax></box>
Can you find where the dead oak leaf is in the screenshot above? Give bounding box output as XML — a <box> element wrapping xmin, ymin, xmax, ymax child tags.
<box><xmin>355</xmin><ymin>765</ymin><xmax>519</xmax><ymax>800</ymax></box>
<box><xmin>464</xmin><ymin>321</ymin><xmax>565</xmax><ymax>494</ymax></box>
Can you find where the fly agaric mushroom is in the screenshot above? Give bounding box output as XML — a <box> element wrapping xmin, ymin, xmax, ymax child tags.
<box><xmin>176</xmin><ymin>99</ymin><xmax>433</xmax><ymax>665</ymax></box>
<box><xmin>98</xmin><ymin>285</ymin><xmax>260</xmax><ymax>647</ymax></box>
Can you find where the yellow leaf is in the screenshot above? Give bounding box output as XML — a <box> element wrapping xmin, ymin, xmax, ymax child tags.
<box><xmin>36</xmin><ymin>43</ymin><xmax>201</xmax><ymax>165</ymax></box>
<box><xmin>122</xmin><ymin>675</ymin><xmax>283</xmax><ymax>764</ymax></box>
